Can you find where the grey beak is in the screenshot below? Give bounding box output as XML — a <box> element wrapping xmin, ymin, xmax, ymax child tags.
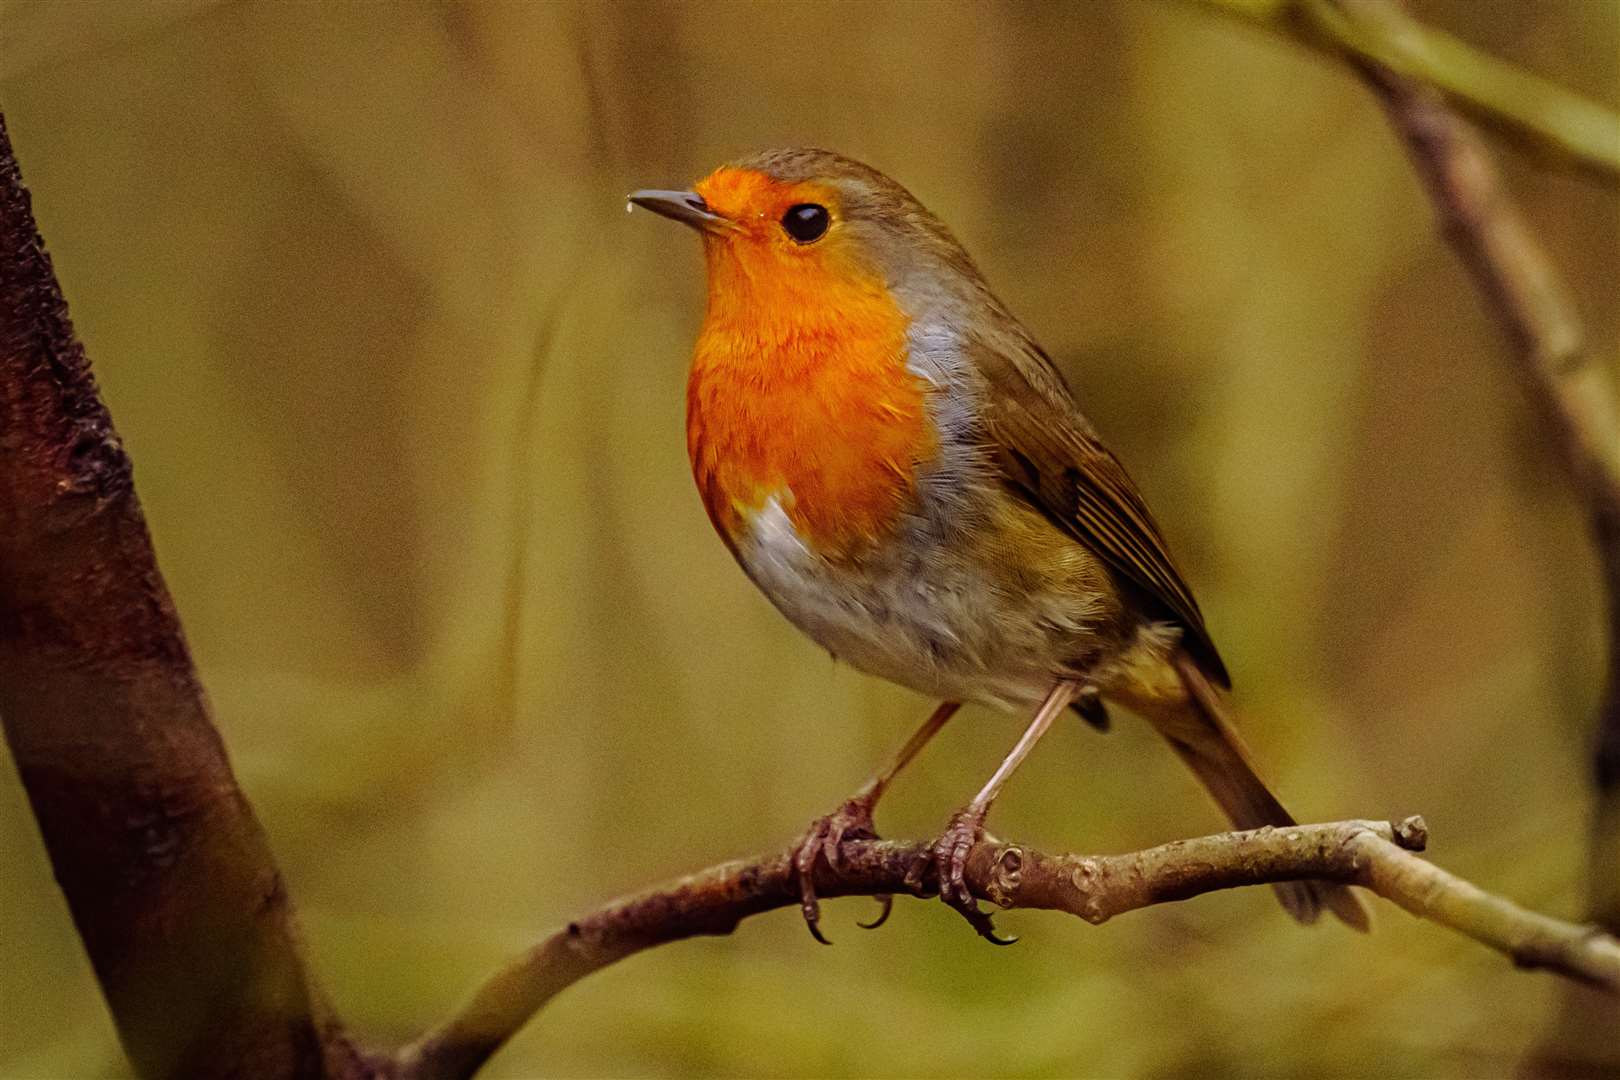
<box><xmin>627</xmin><ymin>189</ymin><xmax>732</xmax><ymax>232</ymax></box>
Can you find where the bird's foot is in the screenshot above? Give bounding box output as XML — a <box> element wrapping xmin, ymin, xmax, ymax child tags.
<box><xmin>792</xmin><ymin>791</ymin><xmax>888</xmax><ymax>944</ymax></box>
<box><xmin>917</xmin><ymin>804</ymin><xmax>1016</xmax><ymax>945</ymax></box>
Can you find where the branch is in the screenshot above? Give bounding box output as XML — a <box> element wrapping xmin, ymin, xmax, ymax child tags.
<box><xmin>1334</xmin><ymin>0</ymin><xmax>1620</xmax><ymax>932</ymax></box>
<box><xmin>1180</xmin><ymin>0</ymin><xmax>1620</xmax><ymax>183</ymax></box>
<box><xmin>393</xmin><ymin>817</ymin><xmax>1620</xmax><ymax>1080</ymax></box>
<box><xmin>0</xmin><ymin>114</ymin><xmax>357</xmax><ymax>1077</ymax></box>
<box><xmin>1304</xmin><ymin>3</ymin><xmax>1620</xmax><ymax>1066</ymax></box>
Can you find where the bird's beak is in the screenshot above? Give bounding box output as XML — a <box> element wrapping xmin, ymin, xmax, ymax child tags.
<box><xmin>627</xmin><ymin>189</ymin><xmax>733</xmax><ymax>233</ymax></box>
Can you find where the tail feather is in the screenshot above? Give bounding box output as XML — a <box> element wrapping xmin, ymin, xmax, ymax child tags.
<box><xmin>1143</xmin><ymin>651</ymin><xmax>1369</xmax><ymax>932</ymax></box>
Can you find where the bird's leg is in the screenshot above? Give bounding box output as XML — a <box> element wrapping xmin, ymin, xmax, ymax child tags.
<box><xmin>926</xmin><ymin>678</ymin><xmax>1081</xmax><ymax>944</ymax></box>
<box><xmin>795</xmin><ymin>700</ymin><xmax>959</xmax><ymax>944</ymax></box>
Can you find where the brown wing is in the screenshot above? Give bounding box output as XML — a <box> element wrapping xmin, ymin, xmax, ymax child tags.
<box><xmin>966</xmin><ymin>328</ymin><xmax>1230</xmax><ymax>687</ymax></box>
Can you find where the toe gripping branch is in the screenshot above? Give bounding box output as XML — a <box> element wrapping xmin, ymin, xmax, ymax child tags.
<box><xmin>793</xmin><ymin>795</ymin><xmax>890</xmax><ymax>944</ymax></box>
<box><xmin>907</xmin><ymin>805</ymin><xmax>1018</xmax><ymax>945</ymax></box>
<box><xmin>794</xmin><ymin>799</ymin><xmax>1016</xmax><ymax>945</ymax></box>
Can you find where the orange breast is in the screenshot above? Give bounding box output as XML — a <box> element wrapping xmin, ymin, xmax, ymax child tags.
<box><xmin>686</xmin><ymin>243</ymin><xmax>935</xmax><ymax>559</ymax></box>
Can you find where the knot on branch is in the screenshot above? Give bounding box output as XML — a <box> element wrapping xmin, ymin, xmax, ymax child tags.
<box><xmin>1393</xmin><ymin>815</ymin><xmax>1429</xmax><ymax>851</ymax></box>
<box><xmin>48</xmin><ymin>418</ymin><xmax>132</xmax><ymax>530</ymax></box>
<box><xmin>984</xmin><ymin>845</ymin><xmax>1023</xmax><ymax>908</ymax></box>
<box><xmin>1069</xmin><ymin>857</ymin><xmax>1109</xmax><ymax>925</ymax></box>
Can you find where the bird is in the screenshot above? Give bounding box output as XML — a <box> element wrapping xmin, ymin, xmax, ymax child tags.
<box><xmin>628</xmin><ymin>148</ymin><xmax>1367</xmax><ymax>943</ymax></box>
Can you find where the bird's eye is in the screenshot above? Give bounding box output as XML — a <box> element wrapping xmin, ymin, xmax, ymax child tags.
<box><xmin>781</xmin><ymin>203</ymin><xmax>830</xmax><ymax>244</ymax></box>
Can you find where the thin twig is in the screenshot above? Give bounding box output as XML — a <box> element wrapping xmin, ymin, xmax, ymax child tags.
<box><xmin>1329</xmin><ymin>1</ymin><xmax>1620</xmax><ymax>1067</ymax></box>
<box><xmin>1180</xmin><ymin>0</ymin><xmax>1620</xmax><ymax>183</ymax></box>
<box><xmin>392</xmin><ymin>817</ymin><xmax>1620</xmax><ymax>1080</ymax></box>
<box><xmin>1335</xmin><ymin>0</ymin><xmax>1620</xmax><ymax>929</ymax></box>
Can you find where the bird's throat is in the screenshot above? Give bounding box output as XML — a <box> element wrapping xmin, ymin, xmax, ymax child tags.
<box><xmin>685</xmin><ymin>252</ymin><xmax>935</xmax><ymax>559</ymax></box>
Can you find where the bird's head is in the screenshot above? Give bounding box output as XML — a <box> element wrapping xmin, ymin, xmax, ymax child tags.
<box><xmin>629</xmin><ymin>148</ymin><xmax>985</xmax><ymax>316</ymax></box>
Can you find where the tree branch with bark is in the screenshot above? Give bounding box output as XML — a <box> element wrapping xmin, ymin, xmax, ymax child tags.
<box><xmin>393</xmin><ymin>817</ymin><xmax>1620</xmax><ymax>1080</ymax></box>
<box><xmin>0</xmin><ymin>111</ymin><xmax>358</xmax><ymax>1080</ymax></box>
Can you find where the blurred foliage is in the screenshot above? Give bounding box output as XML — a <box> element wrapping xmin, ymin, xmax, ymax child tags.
<box><xmin>1</xmin><ymin>0</ymin><xmax>1617</xmax><ymax>1076</ymax></box>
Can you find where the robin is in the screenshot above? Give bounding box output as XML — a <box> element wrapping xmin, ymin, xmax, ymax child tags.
<box><xmin>629</xmin><ymin>148</ymin><xmax>1367</xmax><ymax>943</ymax></box>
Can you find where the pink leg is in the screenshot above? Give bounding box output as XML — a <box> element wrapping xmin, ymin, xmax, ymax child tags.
<box><xmin>929</xmin><ymin>679</ymin><xmax>1081</xmax><ymax>943</ymax></box>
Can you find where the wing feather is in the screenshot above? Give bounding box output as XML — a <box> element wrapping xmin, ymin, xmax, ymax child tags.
<box><xmin>966</xmin><ymin>329</ymin><xmax>1230</xmax><ymax>686</ymax></box>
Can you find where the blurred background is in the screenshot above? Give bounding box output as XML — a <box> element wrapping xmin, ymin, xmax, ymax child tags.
<box><xmin>1</xmin><ymin>0</ymin><xmax>1616</xmax><ymax>1075</ymax></box>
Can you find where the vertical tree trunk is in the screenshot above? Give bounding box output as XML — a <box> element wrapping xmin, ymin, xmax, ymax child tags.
<box><xmin>0</xmin><ymin>111</ymin><xmax>348</xmax><ymax>1079</ymax></box>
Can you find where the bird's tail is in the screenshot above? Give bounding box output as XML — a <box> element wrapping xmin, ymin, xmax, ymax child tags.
<box><xmin>1127</xmin><ymin>650</ymin><xmax>1369</xmax><ymax>931</ymax></box>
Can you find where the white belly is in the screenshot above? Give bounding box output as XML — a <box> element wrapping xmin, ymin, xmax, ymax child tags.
<box><xmin>734</xmin><ymin>495</ymin><xmax>1102</xmax><ymax>710</ymax></box>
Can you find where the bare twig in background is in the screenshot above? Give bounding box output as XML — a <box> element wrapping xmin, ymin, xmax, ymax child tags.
<box><xmin>1329</xmin><ymin>0</ymin><xmax>1620</xmax><ymax>931</ymax></box>
<box><xmin>1183</xmin><ymin>0</ymin><xmax>1620</xmax><ymax>183</ymax></box>
<box><xmin>1309</xmin><ymin>0</ymin><xmax>1620</xmax><ymax>1071</ymax></box>
<box><xmin>0</xmin><ymin>114</ymin><xmax>359</xmax><ymax>1079</ymax></box>
<box><xmin>394</xmin><ymin>817</ymin><xmax>1620</xmax><ymax>1080</ymax></box>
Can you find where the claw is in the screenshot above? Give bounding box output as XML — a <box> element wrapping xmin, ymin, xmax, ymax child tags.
<box><xmin>858</xmin><ymin>894</ymin><xmax>893</xmax><ymax>930</ymax></box>
<box><xmin>790</xmin><ymin>793</ymin><xmax>880</xmax><ymax>944</ymax></box>
<box><xmin>925</xmin><ymin>804</ymin><xmax>1016</xmax><ymax>945</ymax></box>
<box><xmin>961</xmin><ymin>906</ymin><xmax>1019</xmax><ymax>945</ymax></box>
<box><xmin>794</xmin><ymin>821</ymin><xmax>833</xmax><ymax>944</ymax></box>
<box><xmin>803</xmin><ymin>906</ymin><xmax>832</xmax><ymax>945</ymax></box>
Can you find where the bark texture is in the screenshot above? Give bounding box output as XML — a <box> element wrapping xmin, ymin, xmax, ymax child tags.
<box><xmin>396</xmin><ymin>818</ymin><xmax>1620</xmax><ymax>1080</ymax></box>
<box><xmin>0</xmin><ymin>113</ymin><xmax>346</xmax><ymax>1079</ymax></box>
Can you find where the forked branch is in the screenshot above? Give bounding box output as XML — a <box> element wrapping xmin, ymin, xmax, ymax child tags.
<box><xmin>1338</xmin><ymin>0</ymin><xmax>1620</xmax><ymax>932</ymax></box>
<box><xmin>393</xmin><ymin>817</ymin><xmax>1620</xmax><ymax>1080</ymax></box>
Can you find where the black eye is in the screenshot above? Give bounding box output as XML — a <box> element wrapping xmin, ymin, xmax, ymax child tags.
<box><xmin>781</xmin><ymin>203</ymin><xmax>830</xmax><ymax>243</ymax></box>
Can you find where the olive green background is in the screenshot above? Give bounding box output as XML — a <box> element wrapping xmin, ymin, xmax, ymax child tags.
<box><xmin>1</xmin><ymin>0</ymin><xmax>1616</xmax><ymax>1075</ymax></box>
